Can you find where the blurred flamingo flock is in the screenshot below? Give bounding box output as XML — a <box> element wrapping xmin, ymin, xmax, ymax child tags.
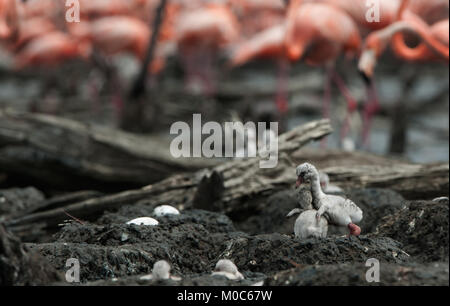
<box><xmin>0</xmin><ymin>0</ymin><xmax>448</xmax><ymax>161</ymax></box>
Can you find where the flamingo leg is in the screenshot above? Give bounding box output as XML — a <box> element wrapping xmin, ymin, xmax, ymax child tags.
<box><xmin>181</xmin><ymin>46</ymin><xmax>198</xmax><ymax>93</ymax></box>
<box><xmin>90</xmin><ymin>51</ymin><xmax>123</xmax><ymax>120</ymax></box>
<box><xmin>88</xmin><ymin>80</ymin><xmax>100</xmax><ymax>112</ymax></box>
<box><xmin>276</xmin><ymin>58</ymin><xmax>289</xmax><ymax>115</ymax></box>
<box><xmin>275</xmin><ymin>57</ymin><xmax>289</xmax><ymax>132</ymax></box>
<box><xmin>321</xmin><ymin>67</ymin><xmax>333</xmax><ymax>147</ymax></box>
<box><xmin>87</xmin><ymin>71</ymin><xmax>103</xmax><ymax>114</ymax></box>
<box><xmin>362</xmin><ymin>80</ymin><xmax>380</xmax><ymax>148</ymax></box>
<box><xmin>330</xmin><ymin>71</ymin><xmax>358</xmax><ymax>142</ymax></box>
<box><xmin>200</xmin><ymin>46</ymin><xmax>216</xmax><ymax>97</ymax></box>
<box><xmin>111</xmin><ymin>74</ymin><xmax>124</xmax><ymax>121</ymax></box>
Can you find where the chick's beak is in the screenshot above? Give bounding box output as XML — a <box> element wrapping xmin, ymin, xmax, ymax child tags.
<box><xmin>295</xmin><ymin>176</ymin><xmax>303</xmax><ymax>188</ymax></box>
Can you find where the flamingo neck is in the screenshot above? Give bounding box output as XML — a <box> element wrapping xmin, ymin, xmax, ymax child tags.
<box><xmin>285</xmin><ymin>0</ymin><xmax>306</xmax><ymax>61</ymax></box>
<box><xmin>310</xmin><ymin>171</ymin><xmax>324</xmax><ymax>207</ymax></box>
<box><xmin>396</xmin><ymin>0</ymin><xmax>410</xmax><ymax>20</ymax></box>
<box><xmin>371</xmin><ymin>22</ymin><xmax>412</xmax><ymax>55</ymax></box>
<box><xmin>391</xmin><ymin>16</ymin><xmax>449</xmax><ymax>61</ymax></box>
<box><xmin>287</xmin><ymin>0</ymin><xmax>303</xmax><ymax>13</ymax></box>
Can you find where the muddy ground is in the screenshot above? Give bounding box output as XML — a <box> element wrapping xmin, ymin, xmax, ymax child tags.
<box><xmin>0</xmin><ymin>185</ymin><xmax>448</xmax><ymax>286</ymax></box>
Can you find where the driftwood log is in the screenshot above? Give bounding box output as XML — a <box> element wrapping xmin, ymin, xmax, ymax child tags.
<box><xmin>0</xmin><ymin>108</ymin><xmax>219</xmax><ymax>190</ymax></box>
<box><xmin>291</xmin><ymin>147</ymin><xmax>410</xmax><ymax>168</ymax></box>
<box><xmin>322</xmin><ymin>163</ymin><xmax>449</xmax><ymax>200</ymax></box>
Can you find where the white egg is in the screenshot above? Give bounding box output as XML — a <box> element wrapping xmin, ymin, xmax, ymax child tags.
<box><xmin>126</xmin><ymin>217</ymin><xmax>159</xmax><ymax>226</ymax></box>
<box><xmin>153</xmin><ymin>205</ymin><xmax>180</xmax><ymax>217</ymax></box>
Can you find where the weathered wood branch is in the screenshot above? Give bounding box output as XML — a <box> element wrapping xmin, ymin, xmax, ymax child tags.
<box><xmin>291</xmin><ymin>147</ymin><xmax>411</xmax><ymax>168</ymax></box>
<box><xmin>16</xmin><ymin>190</ymin><xmax>103</xmax><ymax>217</ymax></box>
<box><xmin>6</xmin><ymin>174</ymin><xmax>196</xmax><ymax>229</ymax></box>
<box><xmin>322</xmin><ymin>163</ymin><xmax>449</xmax><ymax>200</ymax></box>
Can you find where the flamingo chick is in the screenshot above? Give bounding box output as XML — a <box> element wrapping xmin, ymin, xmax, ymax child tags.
<box><xmin>287</xmin><ymin>168</ymin><xmax>327</xmax><ymax>239</ymax></box>
<box><xmin>294</xmin><ymin>179</ymin><xmax>313</xmax><ymax>210</ymax></box>
<box><xmin>319</xmin><ymin>171</ymin><xmax>343</xmax><ymax>193</ymax></box>
<box><xmin>287</xmin><ymin>209</ymin><xmax>328</xmax><ymax>239</ymax></box>
<box><xmin>296</xmin><ymin>163</ymin><xmax>363</xmax><ymax>237</ymax></box>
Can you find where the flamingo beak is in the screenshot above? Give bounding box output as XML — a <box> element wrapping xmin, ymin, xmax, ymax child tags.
<box><xmin>0</xmin><ymin>22</ymin><xmax>11</xmax><ymax>39</ymax></box>
<box><xmin>358</xmin><ymin>49</ymin><xmax>376</xmax><ymax>83</ymax></box>
<box><xmin>295</xmin><ymin>176</ymin><xmax>303</xmax><ymax>188</ymax></box>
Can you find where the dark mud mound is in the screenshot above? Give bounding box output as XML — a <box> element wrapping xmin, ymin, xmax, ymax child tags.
<box><xmin>375</xmin><ymin>200</ymin><xmax>449</xmax><ymax>262</ymax></box>
<box><xmin>0</xmin><ymin>187</ymin><xmax>45</xmax><ymax>216</ymax></box>
<box><xmin>54</xmin><ymin>220</ymin><xmax>237</xmax><ymax>247</ymax></box>
<box><xmin>32</xmin><ymin>219</ymin><xmax>243</xmax><ymax>282</ymax></box>
<box><xmin>98</xmin><ymin>208</ymin><xmax>236</xmax><ymax>234</ymax></box>
<box><xmin>265</xmin><ymin>262</ymin><xmax>449</xmax><ymax>286</ymax></box>
<box><xmin>29</xmin><ymin>209</ymin><xmax>409</xmax><ymax>283</ymax></box>
<box><xmin>0</xmin><ymin>224</ymin><xmax>61</xmax><ymax>285</ymax></box>
<box><xmin>345</xmin><ymin>189</ymin><xmax>405</xmax><ymax>233</ymax></box>
<box><xmin>234</xmin><ymin>190</ymin><xmax>298</xmax><ymax>235</ymax></box>
<box><xmin>222</xmin><ymin>234</ymin><xmax>410</xmax><ymax>274</ymax></box>
<box><xmin>234</xmin><ymin>188</ymin><xmax>405</xmax><ymax>236</ymax></box>
<box><xmin>29</xmin><ymin>241</ymin><xmax>180</xmax><ymax>282</ymax></box>
<box><xmin>5</xmin><ymin>185</ymin><xmax>444</xmax><ymax>285</ymax></box>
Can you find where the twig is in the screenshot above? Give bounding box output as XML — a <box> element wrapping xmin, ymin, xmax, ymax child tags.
<box><xmin>61</xmin><ymin>209</ymin><xmax>85</xmax><ymax>225</ymax></box>
<box><xmin>283</xmin><ymin>257</ymin><xmax>302</xmax><ymax>268</ymax></box>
